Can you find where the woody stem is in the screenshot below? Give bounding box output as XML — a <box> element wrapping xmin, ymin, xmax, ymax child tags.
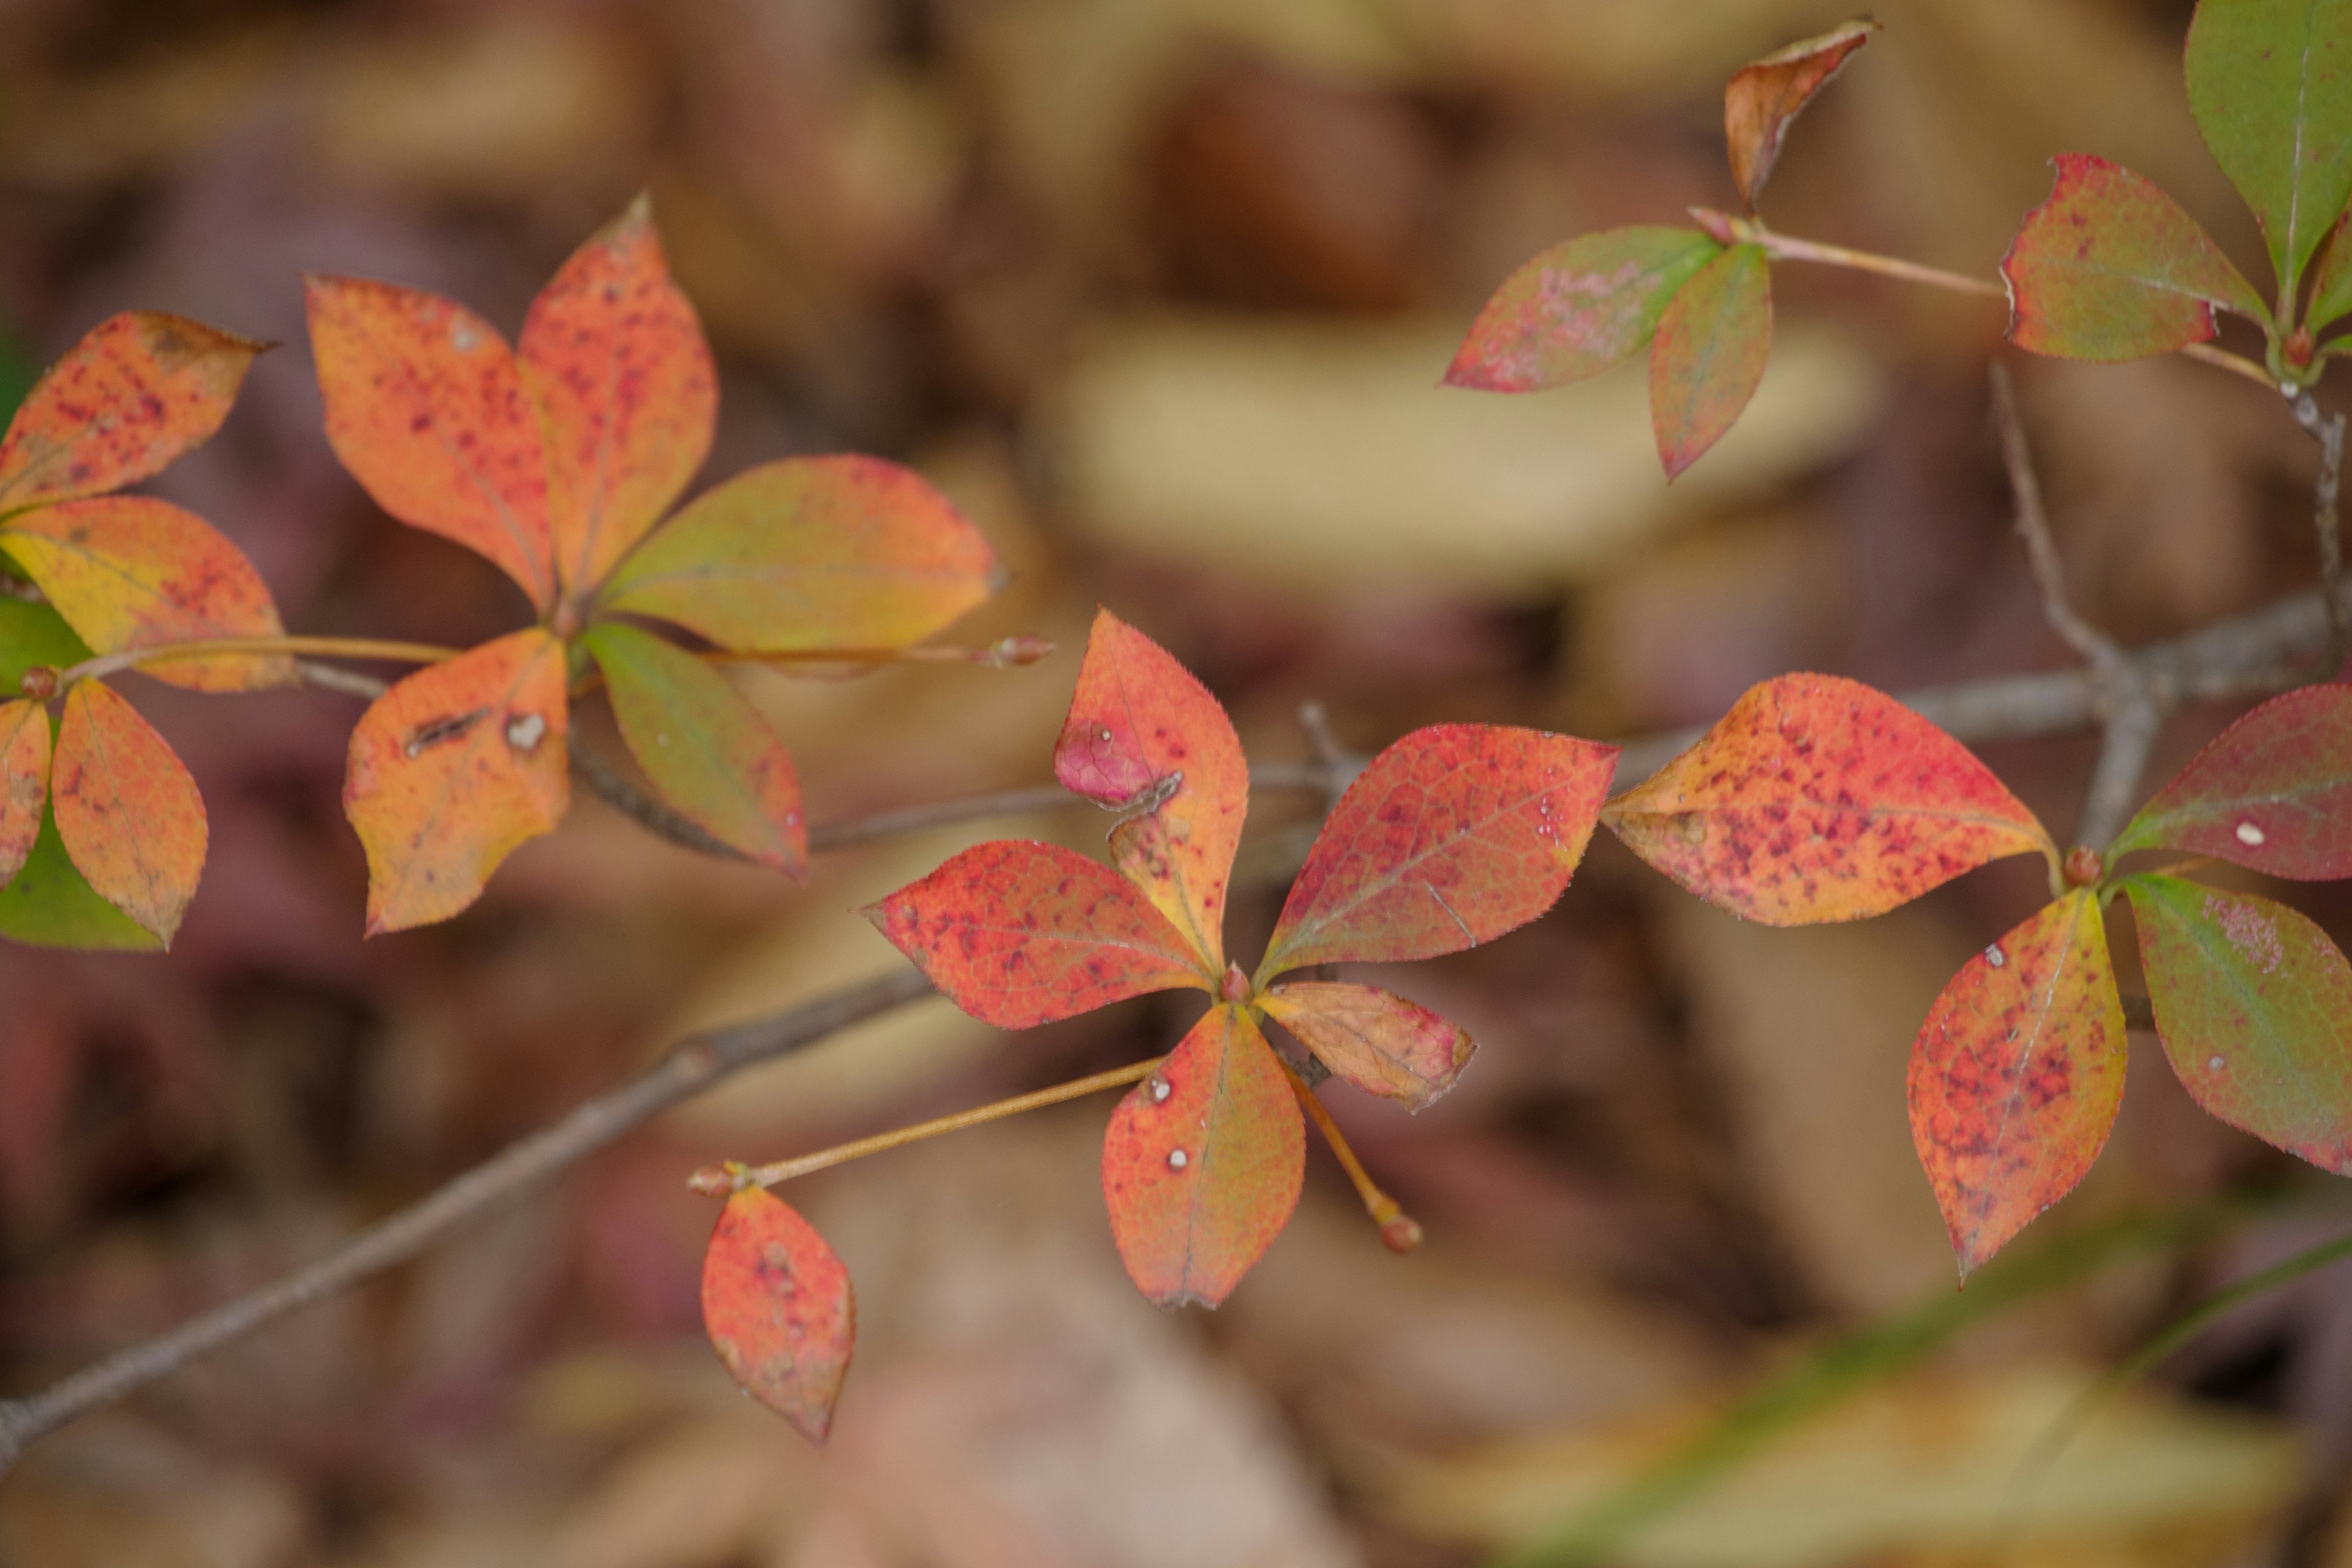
<box><xmin>1278</xmin><ymin>1060</ymin><xmax>1422</xmax><ymax>1252</ymax></box>
<box><xmin>55</xmin><ymin>635</ymin><xmax>463</xmax><ymax>688</ymax></box>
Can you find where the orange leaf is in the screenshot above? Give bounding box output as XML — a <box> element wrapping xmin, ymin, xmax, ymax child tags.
<box><xmin>701</xmin><ymin>1186</ymin><xmax>854</xmax><ymax>1444</ymax></box>
<box><xmin>1648</xmin><ymin>243</ymin><xmax>1772</xmax><ymax>480</ymax></box>
<box><xmin>0</xmin><ymin>312</ymin><xmax>262</xmax><ymax>514</ymax></box>
<box><xmin>865</xmin><ymin>839</ymin><xmax>1210</xmax><ymax>1027</ymax></box>
<box><xmin>1724</xmin><ymin>20</ymin><xmax>1877</xmax><ymax>210</ymax></box>
<box><xmin>51</xmin><ymin>680</ymin><xmax>206</xmax><ymax>944</ymax></box>
<box><xmin>1054</xmin><ymin>609</ymin><xmax>1246</xmax><ymax>968</ymax></box>
<box><xmin>343</xmin><ymin>630</ymin><xmax>568</xmax><ymax>934</ymax></box>
<box><xmin>1258</xmin><ymin>982</ymin><xmax>1472</xmax><ymax>1110</ymax></box>
<box><xmin>1604</xmin><ymin>674</ymin><xmax>2056</xmax><ymax>925</ymax></box>
<box><xmin>306</xmin><ymin>275</ymin><xmax>556</xmax><ymax>608</ymax></box>
<box><xmin>0</xmin><ymin>699</ymin><xmax>51</xmax><ymax>888</ymax></box>
<box><xmin>1</xmin><ymin>497</ymin><xmax>292</xmax><ymax>691</ymax></box>
<box><xmin>1909</xmin><ymin>891</ymin><xmax>2124</xmax><ymax>1276</ymax></box>
<box><xmin>521</xmin><ymin>196</ymin><xmax>716</xmax><ymax>598</ymax></box>
<box><xmin>1101</xmin><ymin>1003</ymin><xmax>1302</xmax><ymax>1307</ymax></box>
<box><xmin>1257</xmin><ymin>723</ymin><xmax>1615</xmax><ymax>981</ymax></box>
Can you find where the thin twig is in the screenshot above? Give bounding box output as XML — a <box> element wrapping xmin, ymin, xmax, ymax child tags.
<box><xmin>1989</xmin><ymin>363</ymin><xmax>2124</xmax><ymax>674</ymax></box>
<box><xmin>2290</xmin><ymin>392</ymin><xmax>2348</xmax><ymax>678</ymax></box>
<box><xmin>2075</xmin><ymin>687</ymin><xmax>2165</xmax><ymax>851</ymax></box>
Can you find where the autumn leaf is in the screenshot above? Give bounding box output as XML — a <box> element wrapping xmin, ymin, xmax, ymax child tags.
<box><xmin>0</xmin><ymin>312</ymin><xmax>262</xmax><ymax>516</ymax></box>
<box><xmin>1724</xmin><ymin>19</ymin><xmax>1878</xmax><ymax>211</ymax></box>
<box><xmin>1909</xmin><ymin>891</ymin><xmax>2125</xmax><ymax>1276</ymax></box>
<box><xmin>0</xmin><ymin>699</ymin><xmax>50</xmax><ymax>888</ymax></box>
<box><xmin>1649</xmin><ymin>243</ymin><xmax>1773</xmax><ymax>480</ymax></box>
<box><xmin>1445</xmin><ymin>228</ymin><xmax>1723</xmax><ymax>392</ymax></box>
<box><xmin>2309</xmin><ymin>215</ymin><xmax>2352</xmax><ymax>334</ymax></box>
<box><xmin>50</xmin><ymin>679</ymin><xmax>207</xmax><ymax>944</ymax></box>
<box><xmin>1258</xmin><ymin>982</ymin><xmax>1473</xmax><ymax>1110</ymax></box>
<box><xmin>2108</xmin><ymin>684</ymin><xmax>2352</xmax><ymax>877</ymax></box>
<box><xmin>701</xmin><ymin>1186</ymin><xmax>855</xmax><ymax>1444</ymax></box>
<box><xmin>1101</xmin><ymin>1004</ymin><xmax>1303</xmax><ymax>1308</ymax></box>
<box><xmin>2185</xmin><ymin>0</ymin><xmax>2352</xmax><ymax>298</ymax></box>
<box><xmin>344</xmin><ymin>629</ymin><xmax>568</xmax><ymax>934</ymax></box>
<box><xmin>2128</xmin><ymin>875</ymin><xmax>2352</xmax><ymax>1172</ymax></box>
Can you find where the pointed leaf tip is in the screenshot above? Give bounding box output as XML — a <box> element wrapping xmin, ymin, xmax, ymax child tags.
<box><xmin>1725</xmin><ymin>18</ymin><xmax>1879</xmax><ymax>210</ymax></box>
<box><xmin>1649</xmin><ymin>243</ymin><xmax>1773</xmax><ymax>479</ymax></box>
<box><xmin>702</xmin><ymin>1186</ymin><xmax>854</xmax><ymax>1444</ymax></box>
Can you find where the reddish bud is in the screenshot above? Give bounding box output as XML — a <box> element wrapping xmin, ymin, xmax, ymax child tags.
<box><xmin>2286</xmin><ymin>328</ymin><xmax>2316</xmax><ymax>369</ymax></box>
<box><xmin>18</xmin><ymin>666</ymin><xmax>57</xmax><ymax>700</ymax></box>
<box><xmin>1221</xmin><ymin>962</ymin><xmax>1251</xmax><ymax>1003</ymax></box>
<box><xmin>2062</xmin><ymin>846</ymin><xmax>2103</xmax><ymax>888</ymax></box>
<box><xmin>686</xmin><ymin>1163</ymin><xmax>739</xmax><ymax>1196</ymax></box>
<box><xmin>1380</xmin><ymin>1213</ymin><xmax>1424</xmax><ymax>1254</ymax></box>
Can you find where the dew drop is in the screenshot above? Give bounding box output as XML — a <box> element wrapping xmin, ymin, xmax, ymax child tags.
<box><xmin>2236</xmin><ymin>821</ymin><xmax>2267</xmax><ymax>846</ymax></box>
<box><xmin>1985</xmin><ymin>943</ymin><xmax>2006</xmax><ymax>969</ymax></box>
<box><xmin>2208</xmin><ymin>1055</ymin><xmax>2226</xmax><ymax>1072</ymax></box>
<box><xmin>1167</xmin><ymin>1148</ymin><xmax>1188</xmax><ymax>1170</ymax></box>
<box><xmin>1098</xmin><ymin>726</ymin><xmax>1112</xmax><ymax>742</ymax></box>
<box><xmin>1148</xmin><ymin>1075</ymin><xmax>1170</xmax><ymax>1102</ymax></box>
<box><xmin>505</xmin><ymin>712</ymin><xmax>547</xmax><ymax>752</ymax></box>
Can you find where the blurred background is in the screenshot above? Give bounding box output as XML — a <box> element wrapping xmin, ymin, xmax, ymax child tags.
<box><xmin>0</xmin><ymin>0</ymin><xmax>2346</xmax><ymax>1563</ymax></box>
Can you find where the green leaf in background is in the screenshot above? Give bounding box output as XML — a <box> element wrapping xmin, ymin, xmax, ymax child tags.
<box><xmin>2185</xmin><ymin>0</ymin><xmax>2352</xmax><ymax>303</ymax></box>
<box><xmin>0</xmin><ymin>797</ymin><xmax>162</xmax><ymax>950</ymax></box>
<box><xmin>2307</xmin><ymin>214</ymin><xmax>2352</xmax><ymax>334</ymax></box>
<box><xmin>1647</xmin><ymin>243</ymin><xmax>1772</xmax><ymax>480</ymax></box>
<box><xmin>0</xmin><ymin>595</ymin><xmax>91</xmax><ymax>693</ymax></box>
<box><xmin>1445</xmin><ymin>228</ymin><xmax>1724</xmax><ymax>392</ymax></box>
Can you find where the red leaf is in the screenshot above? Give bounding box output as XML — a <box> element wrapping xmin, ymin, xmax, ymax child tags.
<box><xmin>1257</xmin><ymin>724</ymin><xmax>1615</xmax><ymax>980</ymax></box>
<box><xmin>0</xmin><ymin>312</ymin><xmax>262</xmax><ymax>514</ymax></box>
<box><xmin>1101</xmin><ymin>1003</ymin><xmax>1302</xmax><ymax>1307</ymax></box>
<box><xmin>701</xmin><ymin>1186</ymin><xmax>854</xmax><ymax>1444</ymax></box>
<box><xmin>1648</xmin><ymin>243</ymin><xmax>1772</xmax><ymax>480</ymax></box>
<box><xmin>1724</xmin><ymin>19</ymin><xmax>1877</xmax><ymax>210</ymax></box>
<box><xmin>1054</xmin><ymin>609</ymin><xmax>1247</xmax><ymax>968</ymax></box>
<box><xmin>1258</xmin><ymin>982</ymin><xmax>1473</xmax><ymax>1110</ymax></box>
<box><xmin>1445</xmin><ymin>228</ymin><xmax>1723</xmax><ymax>391</ymax></box>
<box><xmin>2109</xmin><ymin>684</ymin><xmax>2352</xmax><ymax>878</ymax></box>
<box><xmin>0</xmin><ymin>699</ymin><xmax>50</xmax><ymax>888</ymax></box>
<box><xmin>865</xmin><ymin>839</ymin><xmax>1210</xmax><ymax>1027</ymax></box>
<box><xmin>1604</xmin><ymin>674</ymin><xmax>2056</xmax><ymax>925</ymax></box>
<box><xmin>51</xmin><ymin>680</ymin><xmax>207</xmax><ymax>944</ymax></box>
<box><xmin>1909</xmin><ymin>892</ymin><xmax>2124</xmax><ymax>1276</ymax></box>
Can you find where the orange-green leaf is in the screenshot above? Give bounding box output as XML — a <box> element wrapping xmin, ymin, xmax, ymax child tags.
<box><xmin>865</xmin><ymin>839</ymin><xmax>1209</xmax><ymax>1028</ymax></box>
<box><xmin>1444</xmin><ymin>228</ymin><xmax>1723</xmax><ymax>392</ymax></box>
<box><xmin>0</xmin><ymin>597</ymin><xmax>92</xmax><ymax>695</ymax></box>
<box><xmin>1909</xmin><ymin>891</ymin><xmax>2125</xmax><ymax>1276</ymax></box>
<box><xmin>0</xmin><ymin>797</ymin><xmax>158</xmax><ymax>951</ymax></box>
<box><xmin>0</xmin><ymin>699</ymin><xmax>50</xmax><ymax>887</ymax></box>
<box><xmin>2109</xmin><ymin>684</ymin><xmax>2352</xmax><ymax>878</ymax></box>
<box><xmin>2128</xmin><ymin>875</ymin><xmax>2352</xmax><ymax>1173</ymax></box>
<box><xmin>1256</xmin><ymin>724</ymin><xmax>1615</xmax><ymax>981</ymax></box>
<box><xmin>1257</xmin><ymin>982</ymin><xmax>1473</xmax><ymax>1110</ymax></box>
<box><xmin>1648</xmin><ymin>242</ymin><xmax>1771</xmax><ymax>480</ymax></box>
<box><xmin>51</xmin><ymin>679</ymin><xmax>206</xmax><ymax>944</ymax></box>
<box><xmin>1101</xmin><ymin>1003</ymin><xmax>1302</xmax><ymax>1308</ymax></box>
<box><xmin>2002</xmin><ymin>155</ymin><xmax>2267</xmax><ymax>360</ymax></box>
<box><xmin>2309</xmin><ymin>214</ymin><xmax>2352</xmax><ymax>334</ymax></box>
<box><xmin>1604</xmin><ymin>674</ymin><xmax>2056</xmax><ymax>925</ymax></box>
<box><xmin>595</xmin><ymin>456</ymin><xmax>1000</xmax><ymax>652</ymax></box>
<box><xmin>1055</xmin><ymin>609</ymin><xmax>1247</xmax><ymax>969</ymax></box>
<box><xmin>701</xmin><ymin>1186</ymin><xmax>854</xmax><ymax>1445</ymax></box>
<box><xmin>521</xmin><ymin>196</ymin><xmax>715</xmax><ymax>598</ymax></box>
<box><xmin>2185</xmin><ymin>0</ymin><xmax>2352</xmax><ymax>298</ymax></box>
<box><xmin>1724</xmin><ymin>18</ymin><xmax>1877</xmax><ymax>211</ymax></box>
<box><xmin>343</xmin><ymin>629</ymin><xmax>568</xmax><ymax>935</ymax></box>
<box><xmin>305</xmin><ymin>275</ymin><xmax>556</xmax><ymax>608</ymax></box>
<box><xmin>581</xmin><ymin>622</ymin><xmax>804</xmax><ymax>873</ymax></box>
<box><xmin>0</xmin><ymin>312</ymin><xmax>262</xmax><ymax>515</ymax></box>
<box><xmin>0</xmin><ymin>497</ymin><xmax>292</xmax><ymax>691</ymax></box>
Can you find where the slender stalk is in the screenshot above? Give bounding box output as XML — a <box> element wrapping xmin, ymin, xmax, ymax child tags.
<box><xmin>2176</xmin><ymin>340</ymin><xmax>2285</xmax><ymax>389</ymax></box>
<box><xmin>57</xmin><ymin>635</ymin><xmax>462</xmax><ymax>688</ymax></box>
<box><xmin>1280</xmin><ymin>1060</ymin><xmax>1422</xmax><ymax>1253</ymax></box>
<box><xmin>1752</xmin><ymin>228</ymin><xmax>2004</xmax><ymax>298</ymax></box>
<box><xmin>706</xmin><ymin>636</ymin><xmax>1054</xmax><ymax>671</ymax></box>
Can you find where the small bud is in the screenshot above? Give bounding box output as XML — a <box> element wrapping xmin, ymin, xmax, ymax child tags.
<box><xmin>1380</xmin><ymin>1213</ymin><xmax>1424</xmax><ymax>1254</ymax></box>
<box><xmin>1221</xmin><ymin>962</ymin><xmax>1251</xmax><ymax>1004</ymax></box>
<box><xmin>687</xmin><ymin>1163</ymin><xmax>739</xmax><ymax>1196</ymax></box>
<box><xmin>2285</xmin><ymin>327</ymin><xmax>2316</xmax><ymax>370</ymax></box>
<box><xmin>981</xmin><ymin>635</ymin><xmax>1054</xmax><ymax>667</ymax></box>
<box><xmin>2062</xmin><ymin>846</ymin><xmax>2103</xmax><ymax>888</ymax></box>
<box><xmin>18</xmin><ymin>665</ymin><xmax>57</xmax><ymax>700</ymax></box>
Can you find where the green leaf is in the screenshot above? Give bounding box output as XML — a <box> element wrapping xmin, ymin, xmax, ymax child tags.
<box><xmin>581</xmin><ymin>622</ymin><xmax>806</xmax><ymax>873</ymax></box>
<box><xmin>2126</xmin><ymin>874</ymin><xmax>2352</xmax><ymax>1172</ymax></box>
<box><xmin>1647</xmin><ymin>242</ymin><xmax>1772</xmax><ymax>480</ymax></box>
<box><xmin>0</xmin><ymin>796</ymin><xmax>162</xmax><ymax>950</ymax></box>
<box><xmin>2307</xmin><ymin>214</ymin><xmax>2352</xmax><ymax>333</ymax></box>
<box><xmin>2109</xmin><ymin>684</ymin><xmax>2352</xmax><ymax>877</ymax></box>
<box><xmin>2185</xmin><ymin>0</ymin><xmax>2352</xmax><ymax>300</ymax></box>
<box><xmin>0</xmin><ymin>596</ymin><xmax>92</xmax><ymax>694</ymax></box>
<box><xmin>1444</xmin><ymin>228</ymin><xmax>1723</xmax><ymax>392</ymax></box>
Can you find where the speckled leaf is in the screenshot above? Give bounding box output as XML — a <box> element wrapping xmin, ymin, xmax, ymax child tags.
<box><xmin>596</xmin><ymin>456</ymin><xmax>1000</xmax><ymax>652</ymax></box>
<box><xmin>344</xmin><ymin>629</ymin><xmax>568</xmax><ymax>935</ymax></box>
<box><xmin>0</xmin><ymin>497</ymin><xmax>292</xmax><ymax>691</ymax></box>
<box><xmin>520</xmin><ymin>197</ymin><xmax>715</xmax><ymax>598</ymax></box>
<box><xmin>701</xmin><ymin>1186</ymin><xmax>853</xmax><ymax>1445</ymax></box>
<box><xmin>0</xmin><ymin>699</ymin><xmax>50</xmax><ymax>887</ymax></box>
<box><xmin>1604</xmin><ymin>674</ymin><xmax>2056</xmax><ymax>925</ymax></box>
<box><xmin>51</xmin><ymin>679</ymin><xmax>206</xmax><ymax>945</ymax></box>
<box><xmin>0</xmin><ymin>598</ymin><xmax>89</xmax><ymax>700</ymax></box>
<box><xmin>2309</xmin><ymin>215</ymin><xmax>2352</xmax><ymax>333</ymax></box>
<box><xmin>1725</xmin><ymin>19</ymin><xmax>1877</xmax><ymax>209</ymax></box>
<box><xmin>306</xmin><ymin>275</ymin><xmax>556</xmax><ymax>608</ymax></box>
<box><xmin>0</xmin><ymin>312</ymin><xmax>261</xmax><ymax>515</ymax></box>
<box><xmin>1257</xmin><ymin>724</ymin><xmax>1615</xmax><ymax>982</ymax></box>
<box><xmin>2128</xmin><ymin>875</ymin><xmax>2352</xmax><ymax>1172</ymax></box>
<box><xmin>0</xmin><ymin>798</ymin><xmax>158</xmax><ymax>950</ymax></box>
<box><xmin>865</xmin><ymin>839</ymin><xmax>1209</xmax><ymax>1028</ymax></box>
<box><xmin>1054</xmin><ymin>609</ymin><xmax>1248</xmax><ymax>970</ymax></box>
<box><xmin>1258</xmin><ymin>982</ymin><xmax>1474</xmax><ymax>1110</ymax></box>
<box><xmin>2003</xmin><ymin>155</ymin><xmax>2266</xmax><ymax>360</ymax></box>
<box><xmin>1102</xmin><ymin>1003</ymin><xmax>1303</xmax><ymax>1308</ymax></box>
<box><xmin>2110</xmin><ymin>685</ymin><xmax>2352</xmax><ymax>877</ymax></box>
<box><xmin>1909</xmin><ymin>891</ymin><xmax>2125</xmax><ymax>1276</ymax></box>
<box><xmin>582</xmin><ymin>623</ymin><xmax>804</xmax><ymax>874</ymax></box>
<box><xmin>1649</xmin><ymin>243</ymin><xmax>1772</xmax><ymax>480</ymax></box>
<box><xmin>2186</xmin><ymin>0</ymin><xmax>2352</xmax><ymax>295</ymax></box>
<box><xmin>1444</xmin><ymin>228</ymin><xmax>1722</xmax><ymax>392</ymax></box>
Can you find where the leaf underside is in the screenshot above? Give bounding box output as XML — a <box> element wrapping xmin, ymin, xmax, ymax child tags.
<box><xmin>1259</xmin><ymin>981</ymin><xmax>1474</xmax><ymax>1110</ymax></box>
<box><xmin>0</xmin><ymin>698</ymin><xmax>51</xmax><ymax>888</ymax></box>
<box><xmin>1724</xmin><ymin>18</ymin><xmax>1879</xmax><ymax>209</ymax></box>
<box><xmin>701</xmin><ymin>1186</ymin><xmax>855</xmax><ymax>1445</ymax></box>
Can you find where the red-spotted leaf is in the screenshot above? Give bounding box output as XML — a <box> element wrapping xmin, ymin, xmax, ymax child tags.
<box><xmin>596</xmin><ymin>456</ymin><xmax>1000</xmax><ymax>653</ymax></box>
<box><xmin>2003</xmin><ymin>155</ymin><xmax>2267</xmax><ymax>360</ymax></box>
<box><xmin>1102</xmin><ymin>1003</ymin><xmax>1303</xmax><ymax>1307</ymax></box>
<box><xmin>1256</xmin><ymin>725</ymin><xmax>1615</xmax><ymax>981</ymax></box>
<box><xmin>306</xmin><ymin>276</ymin><xmax>556</xmax><ymax>608</ymax></box>
<box><xmin>1909</xmin><ymin>891</ymin><xmax>2125</xmax><ymax>1276</ymax></box>
<box><xmin>1445</xmin><ymin>229</ymin><xmax>1723</xmax><ymax>392</ymax></box>
<box><xmin>581</xmin><ymin>623</ymin><xmax>804</xmax><ymax>873</ymax></box>
<box><xmin>2128</xmin><ymin>875</ymin><xmax>2352</xmax><ymax>1172</ymax></box>
<box><xmin>0</xmin><ymin>312</ymin><xmax>262</xmax><ymax>515</ymax></box>
<box><xmin>0</xmin><ymin>699</ymin><xmax>50</xmax><ymax>888</ymax></box>
<box><xmin>1</xmin><ymin>497</ymin><xmax>292</xmax><ymax>691</ymax></box>
<box><xmin>866</xmin><ymin>839</ymin><xmax>1210</xmax><ymax>1027</ymax></box>
<box><xmin>1649</xmin><ymin>243</ymin><xmax>1772</xmax><ymax>480</ymax></box>
<box><xmin>1258</xmin><ymin>982</ymin><xmax>1473</xmax><ymax>1110</ymax></box>
<box><xmin>2309</xmin><ymin>215</ymin><xmax>2352</xmax><ymax>334</ymax></box>
<box><xmin>1054</xmin><ymin>609</ymin><xmax>1248</xmax><ymax>968</ymax></box>
<box><xmin>521</xmin><ymin>196</ymin><xmax>716</xmax><ymax>598</ymax></box>
<box><xmin>344</xmin><ymin>629</ymin><xmax>569</xmax><ymax>934</ymax></box>
<box><xmin>51</xmin><ymin>679</ymin><xmax>206</xmax><ymax>944</ymax></box>
<box><xmin>1605</xmin><ymin>674</ymin><xmax>2056</xmax><ymax>925</ymax></box>
<box><xmin>2109</xmin><ymin>685</ymin><xmax>2352</xmax><ymax>876</ymax></box>
<box><xmin>2186</xmin><ymin>0</ymin><xmax>2352</xmax><ymax>297</ymax></box>
<box><xmin>1725</xmin><ymin>19</ymin><xmax>1878</xmax><ymax>210</ymax></box>
<box><xmin>701</xmin><ymin>1186</ymin><xmax>854</xmax><ymax>1444</ymax></box>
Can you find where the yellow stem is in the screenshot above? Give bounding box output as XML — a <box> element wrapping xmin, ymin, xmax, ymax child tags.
<box><xmin>2177</xmin><ymin>340</ymin><xmax>2283</xmax><ymax>389</ymax></box>
<box><xmin>1279</xmin><ymin>1060</ymin><xmax>1423</xmax><ymax>1253</ymax></box>
<box><xmin>58</xmin><ymin>635</ymin><xmax>462</xmax><ymax>687</ymax></box>
<box><xmin>704</xmin><ymin>637</ymin><xmax>1054</xmax><ymax>671</ymax></box>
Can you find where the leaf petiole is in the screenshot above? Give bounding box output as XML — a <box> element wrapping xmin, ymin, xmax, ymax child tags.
<box><xmin>1279</xmin><ymin>1057</ymin><xmax>1423</xmax><ymax>1253</ymax></box>
<box><xmin>53</xmin><ymin>634</ymin><xmax>464</xmax><ymax>690</ymax></box>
